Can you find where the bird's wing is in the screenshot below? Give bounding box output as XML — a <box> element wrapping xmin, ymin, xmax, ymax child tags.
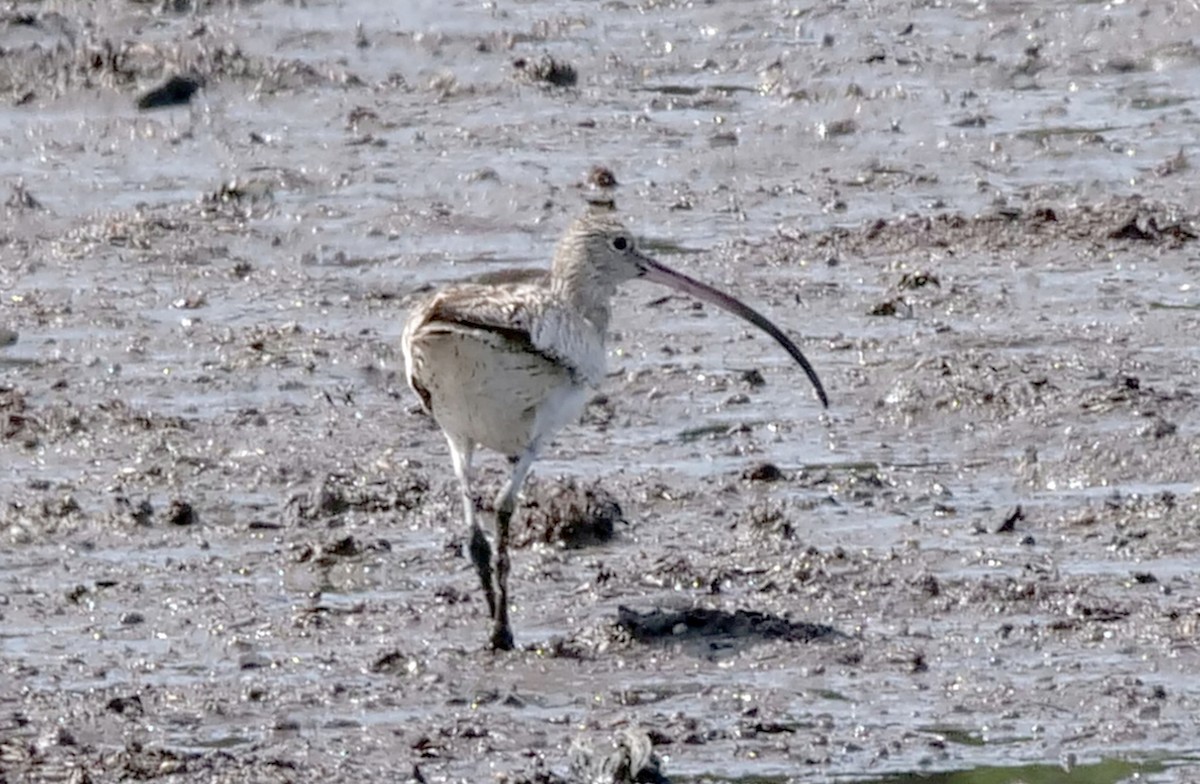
<box><xmin>415</xmin><ymin>284</ymin><xmax>549</xmax><ymax>357</ymax></box>
<box><xmin>404</xmin><ymin>283</ymin><xmax>604</xmax><ymax>385</ymax></box>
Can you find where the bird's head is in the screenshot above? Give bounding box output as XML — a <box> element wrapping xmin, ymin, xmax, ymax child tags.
<box><xmin>552</xmin><ymin>212</ymin><xmax>650</xmax><ymax>291</ymax></box>
<box><xmin>552</xmin><ymin>210</ymin><xmax>829</xmax><ymax>407</ymax></box>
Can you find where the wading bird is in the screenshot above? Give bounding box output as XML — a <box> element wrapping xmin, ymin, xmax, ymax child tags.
<box><xmin>402</xmin><ymin>210</ymin><xmax>828</xmax><ymax>650</ymax></box>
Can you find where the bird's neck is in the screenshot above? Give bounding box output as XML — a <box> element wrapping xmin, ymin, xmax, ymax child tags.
<box><xmin>550</xmin><ymin>274</ymin><xmax>615</xmax><ymax>335</ymax></box>
<box><xmin>550</xmin><ymin>252</ymin><xmax>616</xmax><ymax>337</ymax></box>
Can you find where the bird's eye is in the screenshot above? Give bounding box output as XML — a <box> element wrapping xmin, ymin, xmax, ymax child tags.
<box><xmin>611</xmin><ymin>235</ymin><xmax>630</xmax><ymax>251</ymax></box>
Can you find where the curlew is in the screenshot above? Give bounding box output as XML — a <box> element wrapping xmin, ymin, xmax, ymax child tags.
<box><xmin>402</xmin><ymin>210</ymin><xmax>828</xmax><ymax>650</ymax></box>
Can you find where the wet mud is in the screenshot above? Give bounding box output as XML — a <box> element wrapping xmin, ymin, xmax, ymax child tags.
<box><xmin>2</xmin><ymin>0</ymin><xmax>1200</xmax><ymax>782</ymax></box>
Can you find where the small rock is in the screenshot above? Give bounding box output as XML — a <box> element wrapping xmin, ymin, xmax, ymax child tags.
<box><xmin>868</xmin><ymin>298</ymin><xmax>901</xmax><ymax>317</ymax></box>
<box><xmin>165</xmin><ymin>499</ymin><xmax>197</xmax><ymax>526</ymax></box>
<box><xmin>916</xmin><ymin>574</ymin><xmax>940</xmax><ymax>597</ymax></box>
<box><xmin>513</xmin><ymin>55</ymin><xmax>577</xmax><ymax>87</ymax></box>
<box><xmin>325</xmin><ymin>535</ymin><xmax>361</xmax><ymax>557</ymax></box>
<box><xmin>588</xmin><ymin>165</ymin><xmax>618</xmax><ymax>189</ymax></box>
<box><xmin>739</xmin><ymin>368</ymin><xmax>765</xmax><ymax>387</ymax></box>
<box><xmin>898</xmin><ymin>271</ymin><xmax>941</xmax><ymax>289</ymax></box>
<box><xmin>105</xmin><ymin>695</ymin><xmax>144</xmax><ymax>717</ymax></box>
<box><xmin>136</xmin><ymin>74</ymin><xmax>204</xmax><ymax>110</ymax></box>
<box><xmin>818</xmin><ymin>118</ymin><xmax>858</xmax><ymax>138</ymax></box>
<box><xmin>743</xmin><ymin>462</ymin><xmax>784</xmax><ymax>482</ymax></box>
<box><xmin>995</xmin><ymin>505</ymin><xmax>1024</xmax><ymax>533</ymax></box>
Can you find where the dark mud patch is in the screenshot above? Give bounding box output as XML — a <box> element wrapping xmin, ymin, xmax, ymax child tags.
<box><xmin>616</xmin><ymin>606</ymin><xmax>839</xmax><ymax>647</ymax></box>
<box><xmin>136</xmin><ymin>74</ymin><xmax>204</xmax><ymax>111</ymax></box>
<box><xmin>514</xmin><ymin>477</ymin><xmax>623</xmax><ymax>549</ymax></box>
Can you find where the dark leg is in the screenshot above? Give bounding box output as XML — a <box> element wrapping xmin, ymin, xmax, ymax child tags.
<box><xmin>489</xmin><ymin>448</ymin><xmax>536</xmax><ymax>651</ymax></box>
<box><xmin>490</xmin><ymin>504</ymin><xmax>515</xmax><ymax>651</ymax></box>
<box><xmin>468</xmin><ymin>523</ymin><xmax>496</xmax><ymax>619</ymax></box>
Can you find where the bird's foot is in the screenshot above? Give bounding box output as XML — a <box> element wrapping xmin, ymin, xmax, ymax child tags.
<box><xmin>489</xmin><ymin>623</ymin><xmax>515</xmax><ymax>652</ymax></box>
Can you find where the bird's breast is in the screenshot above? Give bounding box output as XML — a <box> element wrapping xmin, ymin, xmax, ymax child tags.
<box><xmin>530</xmin><ymin>306</ymin><xmax>608</xmax><ymax>386</ymax></box>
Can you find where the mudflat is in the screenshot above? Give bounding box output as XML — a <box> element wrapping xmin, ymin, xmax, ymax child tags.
<box><xmin>2</xmin><ymin>1</ymin><xmax>1198</xmax><ymax>782</ymax></box>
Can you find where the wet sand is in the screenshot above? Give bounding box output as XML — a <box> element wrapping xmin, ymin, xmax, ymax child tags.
<box><xmin>2</xmin><ymin>1</ymin><xmax>1199</xmax><ymax>782</ymax></box>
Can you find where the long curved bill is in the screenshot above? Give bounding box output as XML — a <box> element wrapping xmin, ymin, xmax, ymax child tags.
<box><xmin>634</xmin><ymin>251</ymin><xmax>829</xmax><ymax>408</ymax></box>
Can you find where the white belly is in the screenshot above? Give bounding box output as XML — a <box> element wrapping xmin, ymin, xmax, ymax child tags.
<box><xmin>406</xmin><ymin>324</ymin><xmax>592</xmax><ymax>457</ymax></box>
